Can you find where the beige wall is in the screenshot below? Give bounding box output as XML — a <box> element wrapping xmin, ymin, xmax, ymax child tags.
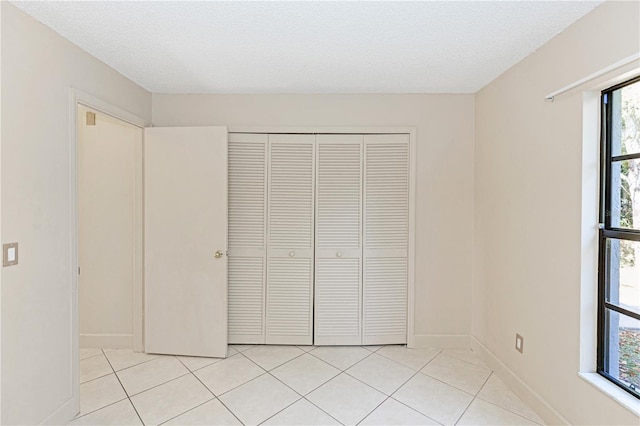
<box><xmin>153</xmin><ymin>93</ymin><xmax>476</xmax><ymax>343</ymax></box>
<box><xmin>474</xmin><ymin>1</ymin><xmax>640</xmax><ymax>425</ymax></box>
<box><xmin>1</xmin><ymin>3</ymin><xmax>151</xmax><ymax>424</ymax></box>
<box><xmin>78</xmin><ymin>106</ymin><xmax>142</xmax><ymax>348</ymax></box>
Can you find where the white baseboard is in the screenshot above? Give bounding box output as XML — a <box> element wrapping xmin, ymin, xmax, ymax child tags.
<box><xmin>42</xmin><ymin>395</ymin><xmax>78</xmax><ymax>425</ymax></box>
<box><xmin>413</xmin><ymin>334</ymin><xmax>471</xmax><ymax>349</ymax></box>
<box><xmin>471</xmin><ymin>336</ymin><xmax>569</xmax><ymax>425</ymax></box>
<box><xmin>80</xmin><ymin>333</ymin><xmax>132</xmax><ymax>349</ymax></box>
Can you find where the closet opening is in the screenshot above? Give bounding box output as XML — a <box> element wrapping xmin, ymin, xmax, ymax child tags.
<box><xmin>227</xmin><ymin>129</ymin><xmax>416</xmax><ymax>348</ymax></box>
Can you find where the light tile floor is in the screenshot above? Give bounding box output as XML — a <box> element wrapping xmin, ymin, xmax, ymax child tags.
<box><xmin>71</xmin><ymin>345</ymin><xmax>544</xmax><ymax>426</ymax></box>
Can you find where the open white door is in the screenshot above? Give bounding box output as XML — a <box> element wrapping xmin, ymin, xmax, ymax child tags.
<box><xmin>144</xmin><ymin>126</ymin><xmax>228</xmax><ymax>358</ymax></box>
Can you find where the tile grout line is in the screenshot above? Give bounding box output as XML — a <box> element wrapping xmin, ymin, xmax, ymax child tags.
<box><xmin>240</xmin><ymin>347</ymin><xmax>377</xmax><ymax>426</ymax></box>
<box><xmin>359</xmin><ymin>346</ymin><xmax>428</xmax><ymax>372</ymax></box>
<box><xmin>125</xmin><ymin>369</ymin><xmax>194</xmax><ymax>398</ymax></box>
<box><xmin>306</xmin><ymin>345</ymin><xmax>377</xmax><ymax>372</ymax></box>
<box><xmin>188</xmin><ymin>351</ymin><xmax>274</xmax><ymax>425</ymax></box>
<box><xmin>105</xmin><ymin>354</ymin><xmax>162</xmax><ymax>374</ymax></box>
<box><xmin>234</xmin><ymin>349</ymin><xmax>312</xmax><ymax>425</ymax></box>
<box><xmin>157</xmin><ymin>397</ymin><xmax>216</xmax><ymax>426</ymax></box>
<box><xmin>79</xmin><ymin>372</ymin><xmax>113</xmax><ymax>386</ymax></box>
<box><xmin>371</xmin><ymin>348</ymin><xmax>445</xmax><ymax>426</ymax></box>
<box><xmin>293</xmin><ymin>345</ymin><xmax>430</xmax><ymax>425</ymax></box>
<box><xmin>297</xmin><ymin>346</ymin><xmax>390</xmax><ymax>426</ymax></box>
<box><xmin>241</xmin><ymin>346</ymin><xmax>309</xmax><ymax>372</ymax></box>
<box><xmin>418</xmin><ymin>368</ymin><xmax>485</xmax><ymax>396</ymax></box>
<box><xmin>387</xmin><ymin>396</ymin><xmax>446</xmax><ymax>426</ymax></box>
<box><xmin>78</xmin><ymin>351</ymin><xmax>112</xmax><ymax>384</ymax></box>
<box><xmin>304</xmin><ymin>346</ymin><xmax>384</xmax><ymax>425</ymax></box>
<box><xmin>101</xmin><ymin>348</ymin><xmax>147</xmax><ymax>426</ymax></box>
<box><xmin>165</xmin><ymin>356</ymin><xmax>246</xmax><ymax>426</ymax></box>
<box><xmin>354</xmin><ymin>396</ymin><xmax>390</xmax><ymax>425</ymax></box>
<box><xmin>439</xmin><ymin>351</ymin><xmax>492</xmax><ymax>371</ymax></box>
<box><xmin>474</xmin><ymin>384</ymin><xmax>544</xmax><ymax>425</ymax></box>
<box><xmin>479</xmin><ymin>398</ymin><xmax>544</xmax><ymax>425</ymax></box>
<box><xmin>373</xmin><ymin>345</ymin><xmax>440</xmax><ymax>370</ymax></box>
<box><xmin>299</xmin><ymin>397</ymin><xmax>347</xmax><ymax>426</ymax></box>
<box><xmin>260</xmin><ymin>352</ymin><xmax>345</xmax><ymax>424</ymax></box>
<box><xmin>70</xmin><ymin>397</ymin><xmax>131</xmax><ymax>423</ymax></box>
<box><xmin>412</xmin><ymin>350</ymin><xmax>492</xmax><ymax>398</ymax></box>
<box><xmin>452</xmin><ymin>369</ymin><xmax>494</xmax><ymax>425</ymax></box>
<box><xmin>255</xmin><ymin>396</ymin><xmax>305</xmax><ymax>426</ymax></box>
<box><xmin>78</xmin><ymin>351</ymin><xmax>109</xmax><ymax>362</ymax></box>
<box><xmin>180</xmin><ymin>356</ymin><xmax>225</xmax><ymax>374</ymax></box>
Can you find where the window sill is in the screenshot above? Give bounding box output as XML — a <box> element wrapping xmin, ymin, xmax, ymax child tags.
<box><xmin>578</xmin><ymin>372</ymin><xmax>640</xmax><ymax>417</ymax></box>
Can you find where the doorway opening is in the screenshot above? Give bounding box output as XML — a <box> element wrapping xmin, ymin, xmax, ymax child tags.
<box><xmin>77</xmin><ymin>105</ymin><xmax>144</xmax><ymax>368</ymax></box>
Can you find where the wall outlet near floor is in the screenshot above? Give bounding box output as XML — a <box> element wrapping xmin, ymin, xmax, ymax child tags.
<box><xmin>515</xmin><ymin>333</ymin><xmax>524</xmax><ymax>353</ymax></box>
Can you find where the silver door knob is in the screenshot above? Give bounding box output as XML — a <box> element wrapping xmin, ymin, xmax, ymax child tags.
<box><xmin>336</xmin><ymin>252</ymin><xmax>343</xmax><ymax>258</ymax></box>
<box><xmin>214</xmin><ymin>250</ymin><xmax>224</xmax><ymax>259</ymax></box>
<box><xmin>289</xmin><ymin>251</ymin><xmax>295</xmax><ymax>257</ymax></box>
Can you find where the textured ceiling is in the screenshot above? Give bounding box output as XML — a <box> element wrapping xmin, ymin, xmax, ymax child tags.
<box><xmin>12</xmin><ymin>1</ymin><xmax>603</xmax><ymax>93</ymax></box>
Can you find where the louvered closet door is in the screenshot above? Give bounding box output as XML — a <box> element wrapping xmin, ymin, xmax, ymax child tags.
<box><xmin>314</xmin><ymin>135</ymin><xmax>363</xmax><ymax>345</ymax></box>
<box><xmin>228</xmin><ymin>133</ymin><xmax>267</xmax><ymax>344</ymax></box>
<box><xmin>266</xmin><ymin>134</ymin><xmax>315</xmax><ymax>345</ymax></box>
<box><xmin>363</xmin><ymin>134</ymin><xmax>409</xmax><ymax>345</ymax></box>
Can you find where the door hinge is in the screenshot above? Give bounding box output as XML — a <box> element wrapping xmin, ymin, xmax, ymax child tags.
<box><xmin>78</xmin><ymin>266</ymin><xmax>81</xmax><ymax>275</ymax></box>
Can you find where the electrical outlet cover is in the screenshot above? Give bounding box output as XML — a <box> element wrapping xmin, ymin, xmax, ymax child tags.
<box><xmin>3</xmin><ymin>242</ymin><xmax>19</xmax><ymax>267</ymax></box>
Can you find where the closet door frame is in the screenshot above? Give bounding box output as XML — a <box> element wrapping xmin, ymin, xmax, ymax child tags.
<box><xmin>228</xmin><ymin>127</ymin><xmax>416</xmax><ymax>348</ymax></box>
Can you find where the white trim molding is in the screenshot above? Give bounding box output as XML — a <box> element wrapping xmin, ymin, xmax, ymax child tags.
<box><xmin>471</xmin><ymin>336</ymin><xmax>570</xmax><ymax>426</ymax></box>
<box><xmin>80</xmin><ymin>334</ymin><xmax>134</xmax><ymax>349</ymax></box>
<box><xmin>413</xmin><ymin>334</ymin><xmax>471</xmax><ymax>349</ymax></box>
<box><xmin>578</xmin><ymin>373</ymin><xmax>640</xmax><ymax>417</ymax></box>
<box><xmin>68</xmin><ymin>88</ymin><xmax>148</xmax><ymax>421</ymax></box>
<box><xmin>70</xmin><ymin>88</ymin><xmax>148</xmax><ymax>356</ymax></box>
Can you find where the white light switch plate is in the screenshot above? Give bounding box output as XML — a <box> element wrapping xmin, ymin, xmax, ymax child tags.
<box><xmin>515</xmin><ymin>333</ymin><xmax>524</xmax><ymax>353</ymax></box>
<box><xmin>3</xmin><ymin>243</ymin><xmax>19</xmax><ymax>267</ymax></box>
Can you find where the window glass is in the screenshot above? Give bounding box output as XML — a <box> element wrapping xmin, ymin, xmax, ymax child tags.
<box><xmin>605</xmin><ymin>238</ymin><xmax>640</xmax><ymax>314</ymax></box>
<box><xmin>611</xmin><ymin>81</ymin><xmax>640</xmax><ymax>157</ymax></box>
<box><xmin>603</xmin><ymin>309</ymin><xmax>640</xmax><ymax>396</ymax></box>
<box><xmin>608</xmin><ymin>159</ymin><xmax>640</xmax><ymax>230</ymax></box>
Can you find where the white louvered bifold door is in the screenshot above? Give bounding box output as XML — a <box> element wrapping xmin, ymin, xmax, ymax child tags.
<box><xmin>314</xmin><ymin>135</ymin><xmax>363</xmax><ymax>345</ymax></box>
<box><xmin>228</xmin><ymin>133</ymin><xmax>267</xmax><ymax>344</ymax></box>
<box><xmin>266</xmin><ymin>134</ymin><xmax>315</xmax><ymax>345</ymax></box>
<box><xmin>363</xmin><ymin>134</ymin><xmax>409</xmax><ymax>345</ymax></box>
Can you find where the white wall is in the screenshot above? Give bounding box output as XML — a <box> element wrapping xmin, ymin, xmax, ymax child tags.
<box><xmin>474</xmin><ymin>1</ymin><xmax>640</xmax><ymax>425</ymax></box>
<box><xmin>1</xmin><ymin>3</ymin><xmax>151</xmax><ymax>424</ymax></box>
<box><xmin>153</xmin><ymin>93</ymin><xmax>475</xmax><ymax>345</ymax></box>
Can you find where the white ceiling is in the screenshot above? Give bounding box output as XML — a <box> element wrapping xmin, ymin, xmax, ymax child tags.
<box><xmin>12</xmin><ymin>1</ymin><xmax>603</xmax><ymax>94</ymax></box>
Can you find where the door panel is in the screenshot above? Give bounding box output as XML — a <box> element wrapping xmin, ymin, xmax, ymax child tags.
<box><xmin>314</xmin><ymin>135</ymin><xmax>363</xmax><ymax>345</ymax></box>
<box><xmin>144</xmin><ymin>126</ymin><xmax>228</xmax><ymax>357</ymax></box>
<box><xmin>363</xmin><ymin>135</ymin><xmax>409</xmax><ymax>345</ymax></box>
<box><xmin>228</xmin><ymin>133</ymin><xmax>267</xmax><ymax>344</ymax></box>
<box><xmin>266</xmin><ymin>257</ymin><xmax>314</xmax><ymax>342</ymax></box>
<box><xmin>266</xmin><ymin>134</ymin><xmax>315</xmax><ymax>344</ymax></box>
<box><xmin>315</xmin><ymin>258</ymin><xmax>361</xmax><ymax>344</ymax></box>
